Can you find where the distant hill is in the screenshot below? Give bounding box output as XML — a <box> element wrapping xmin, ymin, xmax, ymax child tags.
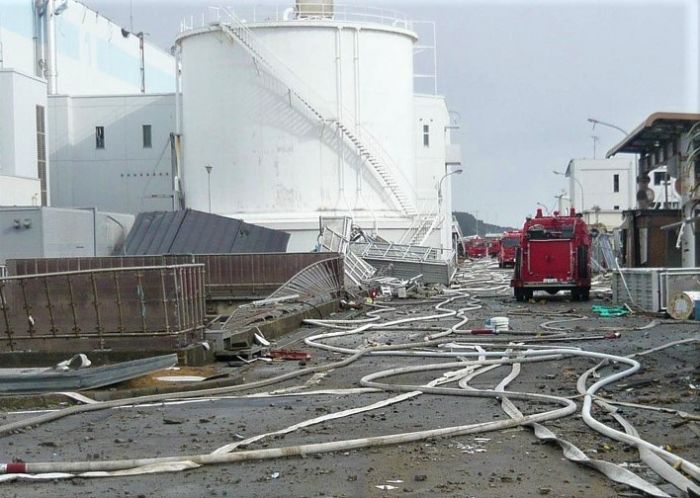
<box><xmin>453</xmin><ymin>211</ymin><xmax>514</xmax><ymax>237</ymax></box>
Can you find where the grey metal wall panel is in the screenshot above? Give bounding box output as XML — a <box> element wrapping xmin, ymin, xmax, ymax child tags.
<box><xmin>0</xmin><ymin>210</ymin><xmax>45</xmax><ymax>263</ymax></box>
<box><xmin>124</xmin><ymin>209</ymin><xmax>288</xmax><ymax>255</ymax></box>
<box><xmin>232</xmin><ymin>221</ymin><xmax>289</xmax><ymax>253</ymax></box>
<box><xmin>170</xmin><ymin>210</ymin><xmax>241</xmax><ymax>254</ymax></box>
<box><xmin>41</xmin><ymin>209</ymin><xmax>95</xmax><ymax>258</ymax></box>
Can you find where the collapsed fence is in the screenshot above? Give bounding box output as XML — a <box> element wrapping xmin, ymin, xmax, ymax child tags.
<box><xmin>0</xmin><ymin>264</ymin><xmax>205</xmax><ymax>353</ymax></box>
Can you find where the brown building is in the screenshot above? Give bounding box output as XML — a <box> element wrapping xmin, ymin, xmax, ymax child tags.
<box><xmin>620</xmin><ymin>209</ymin><xmax>682</xmax><ymax>267</ymax></box>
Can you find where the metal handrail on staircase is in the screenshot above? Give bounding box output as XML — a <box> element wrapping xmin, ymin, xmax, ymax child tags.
<box><xmin>216</xmin><ymin>10</ymin><xmax>417</xmax><ymax>216</ymax></box>
<box><xmin>399</xmin><ymin>202</ymin><xmax>443</xmax><ymax>246</ymax></box>
<box><xmin>320</xmin><ymin>226</ymin><xmax>376</xmax><ymax>287</ymax></box>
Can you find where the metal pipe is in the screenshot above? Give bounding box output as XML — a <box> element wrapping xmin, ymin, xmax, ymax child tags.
<box><xmin>44</xmin><ymin>0</ymin><xmax>57</xmax><ymax>94</ymax></box>
<box><xmin>138</xmin><ymin>32</ymin><xmax>145</xmax><ymax>93</ymax></box>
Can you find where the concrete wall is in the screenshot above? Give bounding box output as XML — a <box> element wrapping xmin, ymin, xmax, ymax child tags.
<box><xmin>0</xmin><ymin>207</ymin><xmax>135</xmax><ymax>262</ymax></box>
<box><xmin>0</xmin><ymin>1</ymin><xmax>37</xmax><ymax>77</ymax></box>
<box><xmin>48</xmin><ymin>93</ymin><xmax>175</xmax><ymax>214</ymax></box>
<box><xmin>0</xmin><ymin>0</ymin><xmax>174</xmax><ymax>95</ymax></box>
<box><xmin>0</xmin><ymin>175</ymin><xmax>41</xmax><ymax>206</ymax></box>
<box><xmin>0</xmin><ymin>70</ymin><xmax>47</xmax><ymax>181</ymax></box>
<box><xmin>41</xmin><ymin>207</ymin><xmax>95</xmax><ymax>257</ymax></box>
<box><xmin>0</xmin><ymin>208</ymin><xmax>45</xmax><ymax>261</ymax></box>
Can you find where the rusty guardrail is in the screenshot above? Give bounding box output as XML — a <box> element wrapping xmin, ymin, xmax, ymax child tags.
<box><xmin>0</xmin><ymin>264</ymin><xmax>205</xmax><ymax>353</ymax></box>
<box><xmin>7</xmin><ymin>253</ymin><xmax>341</xmax><ymax>300</ymax></box>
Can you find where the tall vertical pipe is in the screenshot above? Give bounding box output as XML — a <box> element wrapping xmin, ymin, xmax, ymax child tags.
<box><xmin>138</xmin><ymin>32</ymin><xmax>145</xmax><ymax>93</ymax></box>
<box><xmin>335</xmin><ymin>26</ymin><xmax>350</xmax><ymax>215</ymax></box>
<box><xmin>353</xmin><ymin>27</ymin><xmax>364</xmax><ymax>213</ymax></box>
<box><xmin>32</xmin><ymin>0</ymin><xmax>43</xmax><ymax>77</ymax></box>
<box><xmin>174</xmin><ymin>46</ymin><xmax>183</xmax><ymax>209</ymax></box>
<box><xmin>44</xmin><ymin>0</ymin><xmax>57</xmax><ymax>94</ymax></box>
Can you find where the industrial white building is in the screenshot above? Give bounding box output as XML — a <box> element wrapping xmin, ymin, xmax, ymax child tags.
<box><xmin>0</xmin><ymin>0</ymin><xmax>175</xmax><ymax>208</ymax></box>
<box><xmin>2</xmin><ymin>1</ymin><xmax>461</xmax><ymax>255</ymax></box>
<box><xmin>563</xmin><ymin>158</ymin><xmax>636</xmax><ymax>229</ymax></box>
<box><xmin>48</xmin><ymin>93</ymin><xmax>176</xmax><ymax>213</ymax></box>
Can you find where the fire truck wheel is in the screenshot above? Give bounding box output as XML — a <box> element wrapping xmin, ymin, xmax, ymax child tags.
<box><xmin>572</xmin><ymin>287</ymin><xmax>590</xmax><ymax>301</ymax></box>
<box><xmin>580</xmin><ymin>287</ymin><xmax>590</xmax><ymax>301</ymax></box>
<box><xmin>514</xmin><ymin>288</ymin><xmax>525</xmax><ymax>302</ymax></box>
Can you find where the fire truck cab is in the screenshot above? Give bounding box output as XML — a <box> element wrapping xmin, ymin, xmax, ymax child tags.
<box><xmin>510</xmin><ymin>208</ymin><xmax>591</xmax><ymax>302</ymax></box>
<box><xmin>498</xmin><ymin>230</ymin><xmax>521</xmax><ymax>268</ymax></box>
<box><xmin>464</xmin><ymin>236</ymin><xmax>488</xmax><ymax>259</ymax></box>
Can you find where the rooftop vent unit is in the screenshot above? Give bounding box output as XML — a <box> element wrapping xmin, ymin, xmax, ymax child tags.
<box><xmin>296</xmin><ymin>0</ymin><xmax>334</xmax><ymax>19</ymax></box>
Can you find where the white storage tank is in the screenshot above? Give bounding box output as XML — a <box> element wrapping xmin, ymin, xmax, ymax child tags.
<box><xmin>177</xmin><ymin>5</ymin><xmax>418</xmax><ymax>250</ymax></box>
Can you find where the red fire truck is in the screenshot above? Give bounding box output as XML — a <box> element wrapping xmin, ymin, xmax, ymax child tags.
<box><xmin>510</xmin><ymin>208</ymin><xmax>591</xmax><ymax>301</ymax></box>
<box><xmin>463</xmin><ymin>236</ymin><xmax>488</xmax><ymax>259</ymax></box>
<box><xmin>498</xmin><ymin>230</ymin><xmax>521</xmax><ymax>268</ymax></box>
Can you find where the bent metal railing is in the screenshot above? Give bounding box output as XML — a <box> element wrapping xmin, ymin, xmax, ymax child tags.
<box><xmin>222</xmin><ymin>256</ymin><xmax>344</xmax><ymax>331</ymax></box>
<box><xmin>0</xmin><ymin>264</ymin><xmax>205</xmax><ymax>352</ymax></box>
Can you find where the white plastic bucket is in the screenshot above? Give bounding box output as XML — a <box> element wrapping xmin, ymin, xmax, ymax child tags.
<box><xmin>485</xmin><ymin>316</ymin><xmax>509</xmax><ymax>332</ymax></box>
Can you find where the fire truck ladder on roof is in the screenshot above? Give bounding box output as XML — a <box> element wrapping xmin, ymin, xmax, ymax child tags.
<box><xmin>217</xmin><ymin>15</ymin><xmax>417</xmax><ymax>217</ymax></box>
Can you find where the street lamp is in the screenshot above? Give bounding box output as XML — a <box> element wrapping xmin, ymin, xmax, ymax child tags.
<box><xmin>205</xmin><ymin>165</ymin><xmax>213</xmax><ymax>213</ymax></box>
<box><xmin>553</xmin><ymin>170</ymin><xmax>585</xmax><ymax>213</ymax></box>
<box><xmin>554</xmin><ymin>190</ymin><xmax>570</xmax><ymax>213</ymax></box>
<box><xmin>437</xmin><ymin>168</ymin><xmax>463</xmax><ymax>206</ymax></box>
<box><xmin>589</xmin><ymin>117</ymin><xmax>639</xmax><ymax>211</ymax></box>
<box><xmin>587</xmin><ymin>118</ymin><xmax>628</xmax><ymax>136</ymax></box>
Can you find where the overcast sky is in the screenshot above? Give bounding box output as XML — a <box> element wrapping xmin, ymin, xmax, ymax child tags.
<box><xmin>82</xmin><ymin>0</ymin><xmax>699</xmax><ymax>227</ymax></box>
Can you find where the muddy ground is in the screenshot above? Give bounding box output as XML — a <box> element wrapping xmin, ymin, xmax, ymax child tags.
<box><xmin>1</xmin><ymin>267</ymin><xmax>698</xmax><ymax>498</ymax></box>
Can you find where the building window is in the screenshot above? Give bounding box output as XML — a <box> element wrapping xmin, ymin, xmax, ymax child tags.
<box><xmin>142</xmin><ymin>124</ymin><xmax>152</xmax><ymax>148</ymax></box>
<box><xmin>614</xmin><ymin>205</ymin><xmax>620</xmax><ymax>210</ymax></box>
<box><xmin>423</xmin><ymin>124</ymin><xmax>430</xmax><ymax>147</ymax></box>
<box><xmin>36</xmin><ymin>105</ymin><xmax>47</xmax><ymax>206</ymax></box>
<box><xmin>96</xmin><ymin>126</ymin><xmax>105</xmax><ymax>149</ymax></box>
<box><xmin>653</xmin><ymin>171</ymin><xmax>666</xmax><ymax>185</ymax></box>
<box><xmin>613</xmin><ymin>174</ymin><xmax>619</xmax><ymax>193</ymax></box>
